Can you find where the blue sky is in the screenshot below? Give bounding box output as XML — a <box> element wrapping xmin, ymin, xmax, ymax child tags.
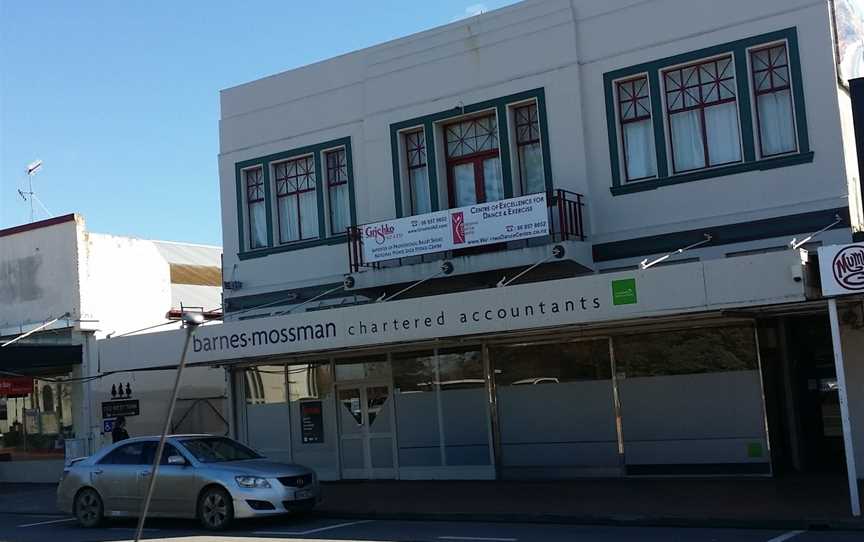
<box><xmin>0</xmin><ymin>1</ymin><xmax>516</xmax><ymax>245</ymax></box>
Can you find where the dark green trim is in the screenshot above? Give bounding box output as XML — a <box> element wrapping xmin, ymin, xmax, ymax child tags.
<box><xmin>604</xmin><ymin>27</ymin><xmax>810</xmax><ymax>193</ymax></box>
<box><xmin>234</xmin><ymin>136</ymin><xmax>356</xmax><ymax>260</ymax></box>
<box><xmin>389</xmin><ymin>88</ymin><xmax>552</xmax><ymax>217</ymax></box>
<box><xmin>610</xmin><ymin>151</ymin><xmax>814</xmax><ymax>195</ymax></box>
<box><xmin>593</xmin><ymin>206</ymin><xmax>849</xmax><ymax>262</ymax></box>
<box><xmin>225</xmin><ymin>282</ymin><xmax>343</xmax><ymax>313</ymax></box>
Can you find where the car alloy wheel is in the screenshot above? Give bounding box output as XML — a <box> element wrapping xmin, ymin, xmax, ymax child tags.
<box><xmin>199</xmin><ymin>487</ymin><xmax>233</xmax><ymax>530</ymax></box>
<box><xmin>74</xmin><ymin>488</ymin><xmax>103</xmax><ymax>528</ymax></box>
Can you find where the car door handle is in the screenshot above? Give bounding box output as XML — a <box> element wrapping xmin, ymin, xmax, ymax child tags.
<box><xmin>139</xmin><ymin>470</ymin><xmax>151</xmax><ymax>477</ymax></box>
<box><xmin>92</xmin><ymin>470</ymin><xmax>103</xmax><ymax>476</ymax></box>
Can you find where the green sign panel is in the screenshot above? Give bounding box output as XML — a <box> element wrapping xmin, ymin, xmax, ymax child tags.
<box><xmin>611</xmin><ymin>278</ymin><xmax>637</xmax><ymax>306</ymax></box>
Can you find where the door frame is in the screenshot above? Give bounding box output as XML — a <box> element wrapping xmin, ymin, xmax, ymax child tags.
<box><xmin>335</xmin><ymin>379</ymin><xmax>398</xmax><ymax>479</ymax></box>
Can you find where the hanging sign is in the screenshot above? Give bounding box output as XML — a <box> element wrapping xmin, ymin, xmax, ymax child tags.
<box><xmin>0</xmin><ymin>377</ymin><xmax>33</xmax><ymax>397</ymax></box>
<box><xmin>102</xmin><ymin>399</ymin><xmax>140</xmax><ymax>419</ymax></box>
<box><xmin>818</xmin><ymin>243</ymin><xmax>864</xmax><ymax>296</ymax></box>
<box><xmin>361</xmin><ymin>193</ymin><xmax>549</xmax><ymax>263</ymax></box>
<box><xmin>300</xmin><ymin>401</ymin><xmax>324</xmax><ymax>444</ymax></box>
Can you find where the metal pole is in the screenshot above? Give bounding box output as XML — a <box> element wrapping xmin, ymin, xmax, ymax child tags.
<box><xmin>828</xmin><ymin>298</ymin><xmax>861</xmax><ymax>517</ymax></box>
<box><xmin>133</xmin><ymin>314</ymin><xmax>203</xmax><ymax>541</ymax></box>
<box><xmin>28</xmin><ymin>173</ymin><xmax>34</xmax><ymax>223</ymax></box>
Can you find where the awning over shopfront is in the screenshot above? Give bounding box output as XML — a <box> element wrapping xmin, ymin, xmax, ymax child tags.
<box><xmin>0</xmin><ymin>344</ymin><xmax>82</xmax><ymax>376</ymax></box>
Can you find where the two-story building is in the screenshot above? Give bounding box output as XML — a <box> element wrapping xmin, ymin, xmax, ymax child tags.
<box><xmin>103</xmin><ymin>0</ymin><xmax>864</xmax><ymax>486</ymax></box>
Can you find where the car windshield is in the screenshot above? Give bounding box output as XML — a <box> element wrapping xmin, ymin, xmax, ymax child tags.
<box><xmin>179</xmin><ymin>437</ymin><xmax>262</xmax><ymax>463</ymax></box>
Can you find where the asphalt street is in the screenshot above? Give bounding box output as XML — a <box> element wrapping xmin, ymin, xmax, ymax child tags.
<box><xmin>0</xmin><ymin>514</ymin><xmax>863</xmax><ymax>542</ymax></box>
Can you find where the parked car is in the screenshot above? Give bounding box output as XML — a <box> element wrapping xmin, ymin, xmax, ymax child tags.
<box><xmin>57</xmin><ymin>434</ymin><xmax>320</xmax><ymax>530</ymax></box>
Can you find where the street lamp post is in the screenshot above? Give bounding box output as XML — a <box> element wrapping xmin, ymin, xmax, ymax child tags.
<box><xmin>133</xmin><ymin>312</ymin><xmax>204</xmax><ymax>542</ymax></box>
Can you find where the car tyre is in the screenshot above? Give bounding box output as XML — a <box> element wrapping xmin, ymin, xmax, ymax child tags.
<box><xmin>198</xmin><ymin>486</ymin><xmax>234</xmax><ymax>531</ymax></box>
<box><xmin>73</xmin><ymin>487</ymin><xmax>103</xmax><ymax>528</ymax></box>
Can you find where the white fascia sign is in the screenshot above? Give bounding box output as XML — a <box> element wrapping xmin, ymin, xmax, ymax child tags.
<box><xmin>818</xmin><ymin>243</ymin><xmax>864</xmax><ymax>297</ymax></box>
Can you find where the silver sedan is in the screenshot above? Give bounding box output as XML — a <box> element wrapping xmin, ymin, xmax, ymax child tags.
<box><xmin>57</xmin><ymin>434</ymin><xmax>321</xmax><ymax>530</ymax></box>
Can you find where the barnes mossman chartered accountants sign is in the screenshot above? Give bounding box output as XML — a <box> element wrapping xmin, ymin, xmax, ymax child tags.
<box><xmin>98</xmin><ymin>252</ymin><xmax>807</xmax><ymax>367</ymax></box>
<box><xmin>819</xmin><ymin>243</ymin><xmax>864</xmax><ymax>296</ymax></box>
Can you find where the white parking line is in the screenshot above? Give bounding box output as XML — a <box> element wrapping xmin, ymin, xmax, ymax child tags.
<box><xmin>254</xmin><ymin>519</ymin><xmax>373</xmax><ymax>535</ymax></box>
<box><xmin>17</xmin><ymin>518</ymin><xmax>76</xmax><ymax>528</ymax></box>
<box><xmin>438</xmin><ymin>537</ymin><xmax>518</xmax><ymax>542</ymax></box>
<box><xmin>766</xmin><ymin>531</ymin><xmax>806</xmax><ymax>542</ymax></box>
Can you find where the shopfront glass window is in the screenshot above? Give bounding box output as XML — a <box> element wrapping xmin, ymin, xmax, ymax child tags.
<box><xmin>288</xmin><ymin>362</ymin><xmax>338</xmax><ymax>476</ymax></box>
<box><xmin>392</xmin><ymin>351</ymin><xmax>441</xmax><ymax>467</ymax></box>
<box><xmin>243</xmin><ymin>365</ymin><xmax>289</xmax><ymax>461</ymax></box>
<box><xmin>1</xmin><ymin>376</ymin><xmax>75</xmax><ymax>462</ymax></box>
<box><xmin>613</xmin><ymin>326</ymin><xmax>768</xmax><ymax>471</ymax></box>
<box><xmin>335</xmin><ymin>356</ymin><xmax>390</xmax><ymax>381</ymax></box>
<box><xmin>437</xmin><ymin>347</ymin><xmax>490</xmax><ymax>466</ymax></box>
<box><xmin>491</xmin><ymin>340</ymin><xmax>618</xmax><ymax>475</ymax></box>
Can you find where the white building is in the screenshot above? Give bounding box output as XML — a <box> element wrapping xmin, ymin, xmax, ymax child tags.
<box><xmin>103</xmin><ymin>0</ymin><xmax>864</xmax><ymax>490</ymax></box>
<box><xmin>0</xmin><ymin>214</ymin><xmax>225</xmax><ymax>482</ymax></box>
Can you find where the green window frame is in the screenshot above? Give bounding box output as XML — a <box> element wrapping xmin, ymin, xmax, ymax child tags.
<box><xmin>234</xmin><ymin>136</ymin><xmax>357</xmax><ymax>260</ymax></box>
<box><xmin>604</xmin><ymin>27</ymin><xmax>812</xmax><ymax>196</ymax></box>
<box><xmin>389</xmin><ymin>88</ymin><xmax>553</xmax><ymax>218</ymax></box>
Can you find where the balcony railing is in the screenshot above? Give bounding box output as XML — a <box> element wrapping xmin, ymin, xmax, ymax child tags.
<box><xmin>348</xmin><ymin>190</ymin><xmax>585</xmax><ymax>274</ymax></box>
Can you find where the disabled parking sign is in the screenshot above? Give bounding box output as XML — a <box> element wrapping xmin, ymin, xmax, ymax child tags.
<box><xmin>102</xmin><ymin>419</ymin><xmax>115</xmax><ymax>434</ymax></box>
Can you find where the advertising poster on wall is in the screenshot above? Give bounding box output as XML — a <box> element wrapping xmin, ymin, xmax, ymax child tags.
<box><xmin>833</xmin><ymin>0</ymin><xmax>864</xmax><ymax>83</ymax></box>
<box><xmin>360</xmin><ymin>193</ymin><xmax>549</xmax><ymax>263</ymax></box>
<box><xmin>300</xmin><ymin>401</ymin><xmax>324</xmax><ymax>444</ymax></box>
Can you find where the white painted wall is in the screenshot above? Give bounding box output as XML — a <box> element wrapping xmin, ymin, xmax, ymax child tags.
<box><xmin>840</xmin><ymin>302</ymin><xmax>864</xmax><ymax>477</ymax></box>
<box><xmin>219</xmin><ymin>0</ymin><xmax>855</xmax><ymax>301</ymax></box>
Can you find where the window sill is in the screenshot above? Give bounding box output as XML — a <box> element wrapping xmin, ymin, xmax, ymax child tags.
<box><xmin>610</xmin><ymin>151</ymin><xmax>814</xmax><ymax>196</ymax></box>
<box><xmin>238</xmin><ymin>235</ymin><xmax>348</xmax><ymax>260</ymax></box>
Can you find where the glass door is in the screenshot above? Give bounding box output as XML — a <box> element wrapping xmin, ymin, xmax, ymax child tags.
<box><xmin>337</xmin><ymin>383</ymin><xmax>396</xmax><ymax>479</ymax></box>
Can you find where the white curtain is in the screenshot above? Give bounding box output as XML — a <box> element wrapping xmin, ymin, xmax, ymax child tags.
<box><xmin>483</xmin><ymin>158</ymin><xmax>504</xmax><ymax>202</ymax></box>
<box><xmin>299</xmin><ymin>191</ymin><xmax>319</xmax><ymax>240</ymax></box>
<box><xmin>670</xmin><ymin>110</ymin><xmax>705</xmax><ymax>172</ymax></box>
<box><xmin>705</xmin><ymin>102</ymin><xmax>741</xmax><ymax>166</ymax></box>
<box><xmin>250</xmin><ymin>201</ymin><xmax>267</xmax><ymax>248</ymax></box>
<box><xmin>279</xmin><ymin>197</ymin><xmax>299</xmax><ymax>243</ymax></box>
<box><xmin>623</xmin><ymin>119</ymin><xmax>656</xmax><ymax>180</ymax></box>
<box><xmin>758</xmin><ymin>90</ymin><xmax>796</xmax><ymax>156</ymax></box>
<box><xmin>410</xmin><ymin>167</ymin><xmax>431</xmax><ymax>215</ymax></box>
<box><xmin>330</xmin><ymin>183</ymin><xmax>350</xmax><ymax>235</ymax></box>
<box><xmin>453</xmin><ymin>163</ymin><xmax>476</xmax><ymax>207</ymax></box>
<box><xmin>519</xmin><ymin>142</ymin><xmax>546</xmax><ymax>193</ymax></box>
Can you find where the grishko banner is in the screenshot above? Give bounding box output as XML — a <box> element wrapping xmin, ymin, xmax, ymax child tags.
<box><xmin>360</xmin><ymin>193</ymin><xmax>549</xmax><ymax>263</ymax></box>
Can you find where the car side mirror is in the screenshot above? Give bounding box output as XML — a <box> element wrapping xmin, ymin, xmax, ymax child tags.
<box><xmin>167</xmin><ymin>455</ymin><xmax>186</xmax><ymax>466</ymax></box>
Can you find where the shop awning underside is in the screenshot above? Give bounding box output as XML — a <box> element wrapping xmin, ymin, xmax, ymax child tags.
<box><xmin>0</xmin><ymin>344</ymin><xmax>82</xmax><ymax>374</ymax></box>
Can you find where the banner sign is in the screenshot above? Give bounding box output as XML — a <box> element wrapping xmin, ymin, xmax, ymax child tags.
<box><xmin>361</xmin><ymin>193</ymin><xmax>549</xmax><ymax>263</ymax></box>
<box><xmin>818</xmin><ymin>244</ymin><xmax>864</xmax><ymax>297</ymax></box>
<box><xmin>0</xmin><ymin>377</ymin><xmax>33</xmax><ymax>397</ymax></box>
<box><xmin>102</xmin><ymin>399</ymin><xmax>140</xmax><ymax>419</ymax></box>
<box><xmin>300</xmin><ymin>401</ymin><xmax>324</xmax><ymax>444</ymax></box>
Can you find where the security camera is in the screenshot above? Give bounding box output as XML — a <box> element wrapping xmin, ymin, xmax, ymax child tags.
<box><xmin>790</xmin><ymin>264</ymin><xmax>803</xmax><ymax>283</ymax></box>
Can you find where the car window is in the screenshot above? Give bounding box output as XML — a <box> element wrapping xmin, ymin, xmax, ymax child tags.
<box><xmin>180</xmin><ymin>437</ymin><xmax>261</xmax><ymax>463</ymax></box>
<box><xmin>99</xmin><ymin>442</ymin><xmax>148</xmax><ymax>465</ymax></box>
<box><xmin>138</xmin><ymin>442</ymin><xmax>186</xmax><ymax>465</ymax></box>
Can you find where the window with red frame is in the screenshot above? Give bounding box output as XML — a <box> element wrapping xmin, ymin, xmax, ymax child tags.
<box><xmin>750</xmin><ymin>43</ymin><xmax>797</xmax><ymax>157</ymax></box>
<box><xmin>445</xmin><ymin>114</ymin><xmax>503</xmax><ymax>208</ymax></box>
<box><xmin>325</xmin><ymin>148</ymin><xmax>350</xmax><ymax>235</ymax></box>
<box><xmin>404</xmin><ymin>129</ymin><xmax>431</xmax><ymax>214</ymax></box>
<box><xmin>663</xmin><ymin>55</ymin><xmax>742</xmax><ymax>173</ymax></box>
<box><xmin>616</xmin><ymin>76</ymin><xmax>657</xmax><ymax>181</ymax></box>
<box><xmin>273</xmin><ymin>156</ymin><xmax>319</xmax><ymax>243</ymax></box>
<box><xmin>514</xmin><ymin>102</ymin><xmax>546</xmax><ymax>194</ymax></box>
<box><xmin>244</xmin><ymin>167</ymin><xmax>267</xmax><ymax>249</ymax></box>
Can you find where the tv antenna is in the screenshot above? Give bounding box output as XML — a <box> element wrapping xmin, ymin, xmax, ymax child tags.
<box><xmin>18</xmin><ymin>160</ymin><xmax>53</xmax><ymax>222</ymax></box>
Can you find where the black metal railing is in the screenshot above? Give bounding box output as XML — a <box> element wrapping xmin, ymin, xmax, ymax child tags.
<box><xmin>348</xmin><ymin>189</ymin><xmax>585</xmax><ymax>274</ymax></box>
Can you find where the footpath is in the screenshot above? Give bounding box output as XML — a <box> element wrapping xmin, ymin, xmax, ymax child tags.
<box><xmin>1</xmin><ymin>476</ymin><xmax>862</xmax><ymax>530</ymax></box>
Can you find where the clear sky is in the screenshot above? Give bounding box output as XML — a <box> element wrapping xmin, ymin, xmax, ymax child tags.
<box><xmin>0</xmin><ymin>1</ymin><xmax>517</xmax><ymax>246</ymax></box>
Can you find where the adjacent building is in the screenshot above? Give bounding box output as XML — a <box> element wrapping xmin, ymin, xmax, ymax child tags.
<box><xmin>102</xmin><ymin>0</ymin><xmax>864</xmax><ymax>488</ymax></box>
<box><xmin>0</xmin><ymin>214</ymin><xmax>225</xmax><ymax>482</ymax></box>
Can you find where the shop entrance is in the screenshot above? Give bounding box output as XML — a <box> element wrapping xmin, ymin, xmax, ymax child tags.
<box><xmin>337</xmin><ymin>383</ymin><xmax>396</xmax><ymax>479</ymax></box>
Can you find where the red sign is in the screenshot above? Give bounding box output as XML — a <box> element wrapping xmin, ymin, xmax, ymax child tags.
<box><xmin>0</xmin><ymin>377</ymin><xmax>33</xmax><ymax>397</ymax></box>
<box><xmin>451</xmin><ymin>212</ymin><xmax>465</xmax><ymax>244</ymax></box>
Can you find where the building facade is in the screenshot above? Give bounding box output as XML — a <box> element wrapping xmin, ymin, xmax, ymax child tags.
<box><xmin>0</xmin><ymin>214</ymin><xmax>225</xmax><ymax>482</ymax></box>
<box><xmin>102</xmin><ymin>0</ymin><xmax>864</xmax><ymax>485</ymax></box>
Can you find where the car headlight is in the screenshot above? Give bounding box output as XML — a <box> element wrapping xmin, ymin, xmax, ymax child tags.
<box><xmin>235</xmin><ymin>476</ymin><xmax>271</xmax><ymax>489</ymax></box>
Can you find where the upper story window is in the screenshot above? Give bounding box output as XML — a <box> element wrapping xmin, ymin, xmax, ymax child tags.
<box><xmin>325</xmin><ymin>148</ymin><xmax>350</xmax><ymax>235</ymax></box>
<box><xmin>663</xmin><ymin>55</ymin><xmax>742</xmax><ymax>173</ymax></box>
<box><xmin>445</xmin><ymin>114</ymin><xmax>503</xmax><ymax>207</ymax></box>
<box><xmin>514</xmin><ymin>102</ymin><xmax>546</xmax><ymax>194</ymax></box>
<box><xmin>616</xmin><ymin>76</ymin><xmax>657</xmax><ymax>182</ymax></box>
<box><xmin>244</xmin><ymin>167</ymin><xmax>267</xmax><ymax>249</ymax></box>
<box><xmin>750</xmin><ymin>42</ymin><xmax>797</xmax><ymax>158</ymax></box>
<box><xmin>404</xmin><ymin>130</ymin><xmax>431</xmax><ymax>215</ymax></box>
<box><xmin>274</xmin><ymin>155</ymin><xmax>318</xmax><ymax>243</ymax></box>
